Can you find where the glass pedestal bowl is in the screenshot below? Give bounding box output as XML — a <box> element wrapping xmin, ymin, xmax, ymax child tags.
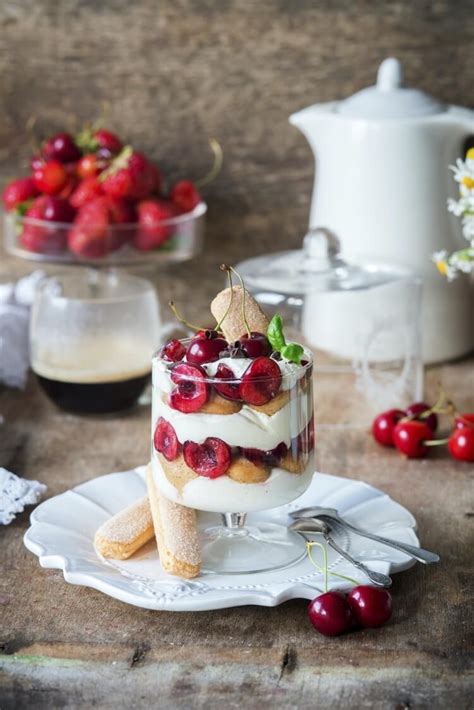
<box><xmin>151</xmin><ymin>344</ymin><xmax>315</xmax><ymax>574</ymax></box>
<box><xmin>3</xmin><ymin>202</ymin><xmax>206</xmax><ymax>266</ymax></box>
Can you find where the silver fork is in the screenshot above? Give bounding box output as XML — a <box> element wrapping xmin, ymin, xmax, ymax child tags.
<box><xmin>290</xmin><ymin>506</ymin><xmax>440</xmax><ymax>564</ymax></box>
<box><xmin>289</xmin><ymin>518</ymin><xmax>392</xmax><ymax>588</ymax></box>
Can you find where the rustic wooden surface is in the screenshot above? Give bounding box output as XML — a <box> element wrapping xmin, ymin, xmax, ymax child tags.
<box><xmin>1</xmin><ymin>0</ymin><xmax>474</xmax><ymax>707</ymax></box>
<box><xmin>1</xmin><ymin>244</ymin><xmax>473</xmax><ymax>708</ymax></box>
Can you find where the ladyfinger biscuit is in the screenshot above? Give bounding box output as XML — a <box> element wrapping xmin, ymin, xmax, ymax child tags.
<box><xmin>248</xmin><ymin>390</ymin><xmax>290</xmax><ymax>416</ymax></box>
<box><xmin>227</xmin><ymin>457</ymin><xmax>270</xmax><ymax>483</ymax></box>
<box><xmin>199</xmin><ymin>391</ymin><xmax>242</xmax><ymax>415</ymax></box>
<box><xmin>94</xmin><ymin>496</ymin><xmax>154</xmax><ymax>560</ymax></box>
<box><xmin>211</xmin><ymin>286</ymin><xmax>269</xmax><ymax>343</ymax></box>
<box><xmin>146</xmin><ymin>464</ymin><xmax>201</xmax><ymax>579</ymax></box>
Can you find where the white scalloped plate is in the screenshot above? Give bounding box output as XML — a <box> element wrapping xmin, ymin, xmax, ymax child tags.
<box><xmin>24</xmin><ymin>467</ymin><xmax>419</xmax><ymax>611</ymax></box>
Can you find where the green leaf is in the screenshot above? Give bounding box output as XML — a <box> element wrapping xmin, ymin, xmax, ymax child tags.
<box><xmin>267</xmin><ymin>314</ymin><xmax>286</xmax><ymax>352</ymax></box>
<box><xmin>281</xmin><ymin>342</ymin><xmax>304</xmax><ymax>364</ymax></box>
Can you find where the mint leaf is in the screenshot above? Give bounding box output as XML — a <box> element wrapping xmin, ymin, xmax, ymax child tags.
<box><xmin>267</xmin><ymin>314</ymin><xmax>286</xmax><ymax>352</ymax></box>
<box><xmin>281</xmin><ymin>342</ymin><xmax>304</xmax><ymax>364</ymax></box>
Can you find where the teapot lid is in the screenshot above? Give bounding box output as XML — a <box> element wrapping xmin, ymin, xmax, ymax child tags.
<box><xmin>337</xmin><ymin>58</ymin><xmax>445</xmax><ymax>119</ymax></box>
<box><xmin>237</xmin><ymin>228</ymin><xmax>408</xmax><ymax>296</ymax></box>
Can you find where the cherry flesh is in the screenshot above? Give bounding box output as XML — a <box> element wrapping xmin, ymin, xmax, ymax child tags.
<box><xmin>308</xmin><ymin>592</ymin><xmax>354</xmax><ymax>637</ymax></box>
<box><xmin>183</xmin><ymin>437</ymin><xmax>231</xmax><ymax>478</ymax></box>
<box><xmin>153</xmin><ymin>418</ymin><xmax>180</xmax><ymax>461</ymax></box>
<box><xmin>160</xmin><ymin>338</ymin><xmax>186</xmax><ymax>363</ymax></box>
<box><xmin>239</xmin><ymin>356</ymin><xmax>282</xmax><ymax>405</ymax></box>
<box><xmin>372</xmin><ymin>409</ymin><xmax>405</xmax><ymax>447</ymax></box>
<box><xmin>347</xmin><ymin>585</ymin><xmax>392</xmax><ymax>628</ymax></box>
<box><xmin>169</xmin><ymin>363</ymin><xmax>209</xmax><ymax>413</ymax></box>
<box><xmin>214</xmin><ymin>363</ymin><xmax>241</xmax><ymax>401</ymax></box>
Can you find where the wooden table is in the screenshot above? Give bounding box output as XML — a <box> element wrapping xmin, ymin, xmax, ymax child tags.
<box><xmin>1</xmin><ymin>277</ymin><xmax>473</xmax><ymax>709</ymax></box>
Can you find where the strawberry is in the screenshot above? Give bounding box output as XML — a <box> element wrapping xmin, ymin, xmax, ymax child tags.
<box><xmin>70</xmin><ymin>176</ymin><xmax>103</xmax><ymax>208</ymax></box>
<box><xmin>33</xmin><ymin>160</ymin><xmax>69</xmax><ymax>195</ymax></box>
<box><xmin>133</xmin><ymin>199</ymin><xmax>177</xmax><ymax>251</ymax></box>
<box><xmin>68</xmin><ymin>195</ymin><xmax>132</xmax><ymax>258</ymax></box>
<box><xmin>20</xmin><ymin>196</ymin><xmax>69</xmax><ymax>254</ymax></box>
<box><xmin>100</xmin><ymin>147</ymin><xmax>161</xmax><ymax>200</ymax></box>
<box><xmin>170</xmin><ymin>180</ymin><xmax>201</xmax><ymax>213</ymax></box>
<box><xmin>77</xmin><ymin>153</ymin><xmax>103</xmax><ymax>179</ymax></box>
<box><xmin>2</xmin><ymin>177</ymin><xmax>39</xmax><ymax>211</ymax></box>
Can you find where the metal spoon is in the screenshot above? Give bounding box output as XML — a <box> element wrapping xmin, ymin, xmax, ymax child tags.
<box><xmin>290</xmin><ymin>506</ymin><xmax>440</xmax><ymax>565</ymax></box>
<box><xmin>290</xmin><ymin>518</ymin><xmax>392</xmax><ymax>588</ymax></box>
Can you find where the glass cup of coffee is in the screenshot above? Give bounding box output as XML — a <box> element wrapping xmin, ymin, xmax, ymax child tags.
<box><xmin>30</xmin><ymin>270</ymin><xmax>161</xmax><ymax>414</ymax></box>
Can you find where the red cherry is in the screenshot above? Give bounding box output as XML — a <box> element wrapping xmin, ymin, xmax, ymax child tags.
<box><xmin>2</xmin><ymin>177</ymin><xmax>39</xmax><ymax>211</ymax></box>
<box><xmin>20</xmin><ymin>196</ymin><xmax>67</xmax><ymax>254</ymax></box>
<box><xmin>42</xmin><ymin>196</ymin><xmax>75</xmax><ymax>223</ymax></box>
<box><xmin>213</xmin><ymin>363</ymin><xmax>242</xmax><ymax>401</ymax></box>
<box><xmin>43</xmin><ymin>132</ymin><xmax>81</xmax><ymax>163</ymax></box>
<box><xmin>393</xmin><ymin>420</ymin><xmax>433</xmax><ymax>458</ymax></box>
<box><xmin>372</xmin><ymin>409</ymin><xmax>405</xmax><ymax>447</ymax></box>
<box><xmin>448</xmin><ymin>427</ymin><xmax>474</xmax><ymax>462</ymax></box>
<box><xmin>183</xmin><ymin>437</ymin><xmax>231</xmax><ymax>478</ymax></box>
<box><xmin>241</xmin><ymin>442</ymin><xmax>287</xmax><ymax>466</ymax></box>
<box><xmin>347</xmin><ymin>585</ymin><xmax>392</xmax><ymax>628</ymax></box>
<box><xmin>406</xmin><ymin>401</ymin><xmax>438</xmax><ymax>432</ymax></box>
<box><xmin>239</xmin><ymin>356</ymin><xmax>282</xmax><ymax>406</ymax></box>
<box><xmin>30</xmin><ymin>154</ymin><xmax>43</xmax><ymax>172</ymax></box>
<box><xmin>153</xmin><ymin>418</ymin><xmax>180</xmax><ymax>461</ymax></box>
<box><xmin>308</xmin><ymin>592</ymin><xmax>354</xmax><ymax>637</ymax></box>
<box><xmin>169</xmin><ymin>362</ymin><xmax>209</xmax><ymax>413</ymax></box>
<box><xmin>170</xmin><ymin>180</ymin><xmax>201</xmax><ymax>213</ymax></box>
<box><xmin>455</xmin><ymin>413</ymin><xmax>474</xmax><ymax>430</ymax></box>
<box><xmin>94</xmin><ymin>128</ymin><xmax>123</xmax><ymax>155</ymax></box>
<box><xmin>238</xmin><ymin>332</ymin><xmax>272</xmax><ymax>358</ymax></box>
<box><xmin>159</xmin><ymin>338</ymin><xmax>186</xmax><ymax>363</ymax></box>
<box><xmin>186</xmin><ymin>332</ymin><xmax>228</xmax><ymax>365</ymax></box>
<box><xmin>77</xmin><ymin>153</ymin><xmax>102</xmax><ymax>179</ymax></box>
<box><xmin>33</xmin><ymin>160</ymin><xmax>68</xmax><ymax>195</ymax></box>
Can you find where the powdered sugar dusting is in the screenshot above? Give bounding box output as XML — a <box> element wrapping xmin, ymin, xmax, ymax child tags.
<box><xmin>97</xmin><ymin>496</ymin><xmax>152</xmax><ymax>543</ymax></box>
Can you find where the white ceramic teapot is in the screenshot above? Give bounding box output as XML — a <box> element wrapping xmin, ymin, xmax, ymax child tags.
<box><xmin>290</xmin><ymin>57</ymin><xmax>474</xmax><ymax>363</ymax></box>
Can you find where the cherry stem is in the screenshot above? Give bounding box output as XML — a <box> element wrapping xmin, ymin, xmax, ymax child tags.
<box><xmin>424</xmin><ymin>438</ymin><xmax>449</xmax><ymax>447</ymax></box>
<box><xmin>224</xmin><ymin>264</ymin><xmax>251</xmax><ymax>337</ymax></box>
<box><xmin>216</xmin><ymin>265</ymin><xmax>234</xmax><ymax>332</ymax></box>
<box><xmin>168</xmin><ymin>301</ymin><xmax>205</xmax><ymax>333</ymax></box>
<box><xmin>306</xmin><ymin>541</ymin><xmax>360</xmax><ymax>591</ymax></box>
<box><xmin>195</xmin><ymin>138</ymin><xmax>223</xmax><ymax>188</ymax></box>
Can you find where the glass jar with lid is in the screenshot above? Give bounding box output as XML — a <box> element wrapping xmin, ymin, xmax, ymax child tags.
<box><xmin>237</xmin><ymin>228</ymin><xmax>423</xmax><ymax>428</ymax></box>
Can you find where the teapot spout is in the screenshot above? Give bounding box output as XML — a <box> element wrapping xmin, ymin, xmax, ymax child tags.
<box><xmin>289</xmin><ymin>102</ymin><xmax>337</xmax><ymax>150</ymax></box>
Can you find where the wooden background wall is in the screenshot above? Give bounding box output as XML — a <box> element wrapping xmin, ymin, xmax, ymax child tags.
<box><xmin>1</xmin><ymin>0</ymin><xmax>473</xmax><ymax>310</ymax></box>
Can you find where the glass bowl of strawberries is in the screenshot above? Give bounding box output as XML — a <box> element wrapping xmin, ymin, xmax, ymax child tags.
<box><xmin>3</xmin><ymin>128</ymin><xmax>206</xmax><ymax>264</ymax></box>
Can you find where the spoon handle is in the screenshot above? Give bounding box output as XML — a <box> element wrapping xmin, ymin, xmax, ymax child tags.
<box><xmin>332</xmin><ymin>517</ymin><xmax>440</xmax><ymax>564</ymax></box>
<box><xmin>323</xmin><ymin>532</ymin><xmax>392</xmax><ymax>588</ymax></box>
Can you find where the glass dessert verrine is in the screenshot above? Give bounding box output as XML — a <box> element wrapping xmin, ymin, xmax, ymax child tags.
<box><xmin>151</xmin><ymin>338</ymin><xmax>314</xmax><ymax>574</ymax></box>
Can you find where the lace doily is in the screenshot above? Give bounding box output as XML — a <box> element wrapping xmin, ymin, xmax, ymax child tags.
<box><xmin>0</xmin><ymin>468</ymin><xmax>47</xmax><ymax>525</ymax></box>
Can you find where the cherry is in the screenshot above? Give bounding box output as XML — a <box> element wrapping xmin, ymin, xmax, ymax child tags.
<box><xmin>159</xmin><ymin>338</ymin><xmax>186</xmax><ymax>363</ymax></box>
<box><xmin>183</xmin><ymin>437</ymin><xmax>231</xmax><ymax>478</ymax></box>
<box><xmin>77</xmin><ymin>153</ymin><xmax>102</xmax><ymax>179</ymax></box>
<box><xmin>393</xmin><ymin>420</ymin><xmax>433</xmax><ymax>458</ymax></box>
<box><xmin>94</xmin><ymin>128</ymin><xmax>123</xmax><ymax>155</ymax></box>
<box><xmin>239</xmin><ymin>356</ymin><xmax>282</xmax><ymax>406</ymax></box>
<box><xmin>372</xmin><ymin>409</ymin><xmax>405</xmax><ymax>447</ymax></box>
<box><xmin>238</xmin><ymin>332</ymin><xmax>272</xmax><ymax>358</ymax></box>
<box><xmin>169</xmin><ymin>362</ymin><xmax>209</xmax><ymax>413</ymax></box>
<box><xmin>448</xmin><ymin>427</ymin><xmax>474</xmax><ymax>462</ymax></box>
<box><xmin>42</xmin><ymin>196</ymin><xmax>75</xmax><ymax>223</ymax></box>
<box><xmin>455</xmin><ymin>413</ymin><xmax>474</xmax><ymax>430</ymax></box>
<box><xmin>241</xmin><ymin>442</ymin><xmax>287</xmax><ymax>466</ymax></box>
<box><xmin>30</xmin><ymin>154</ymin><xmax>44</xmax><ymax>172</ymax></box>
<box><xmin>170</xmin><ymin>180</ymin><xmax>201</xmax><ymax>213</ymax></box>
<box><xmin>153</xmin><ymin>418</ymin><xmax>180</xmax><ymax>461</ymax></box>
<box><xmin>347</xmin><ymin>586</ymin><xmax>392</xmax><ymax>628</ymax></box>
<box><xmin>213</xmin><ymin>363</ymin><xmax>242</xmax><ymax>401</ymax></box>
<box><xmin>308</xmin><ymin>591</ymin><xmax>354</xmax><ymax>637</ymax></box>
<box><xmin>43</xmin><ymin>132</ymin><xmax>81</xmax><ymax>163</ymax></box>
<box><xmin>33</xmin><ymin>160</ymin><xmax>69</xmax><ymax>195</ymax></box>
<box><xmin>186</xmin><ymin>331</ymin><xmax>228</xmax><ymax>365</ymax></box>
<box><xmin>406</xmin><ymin>401</ymin><xmax>438</xmax><ymax>432</ymax></box>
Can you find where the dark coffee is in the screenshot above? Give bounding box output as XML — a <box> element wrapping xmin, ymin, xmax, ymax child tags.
<box><xmin>35</xmin><ymin>372</ymin><xmax>150</xmax><ymax>414</ymax></box>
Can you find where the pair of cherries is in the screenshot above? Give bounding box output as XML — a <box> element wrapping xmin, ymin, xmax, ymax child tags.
<box><xmin>372</xmin><ymin>402</ymin><xmax>474</xmax><ymax>461</ymax></box>
<box><xmin>308</xmin><ymin>585</ymin><xmax>392</xmax><ymax>637</ymax></box>
<box><xmin>161</xmin><ymin>331</ymin><xmax>282</xmax><ymax>412</ymax></box>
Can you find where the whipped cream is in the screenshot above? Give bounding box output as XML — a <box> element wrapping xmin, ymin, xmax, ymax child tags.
<box><xmin>153</xmin><ymin>393</ymin><xmax>312</xmax><ymax>450</ymax></box>
<box><xmin>151</xmin><ymin>454</ymin><xmax>315</xmax><ymax>513</ymax></box>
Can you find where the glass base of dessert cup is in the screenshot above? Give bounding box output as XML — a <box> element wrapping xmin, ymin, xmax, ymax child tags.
<box><xmin>200</xmin><ymin>512</ymin><xmax>307</xmax><ymax>575</ymax></box>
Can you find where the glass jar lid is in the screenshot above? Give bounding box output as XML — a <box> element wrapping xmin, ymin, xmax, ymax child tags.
<box><xmin>237</xmin><ymin>228</ymin><xmax>413</xmax><ymax>296</ymax></box>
